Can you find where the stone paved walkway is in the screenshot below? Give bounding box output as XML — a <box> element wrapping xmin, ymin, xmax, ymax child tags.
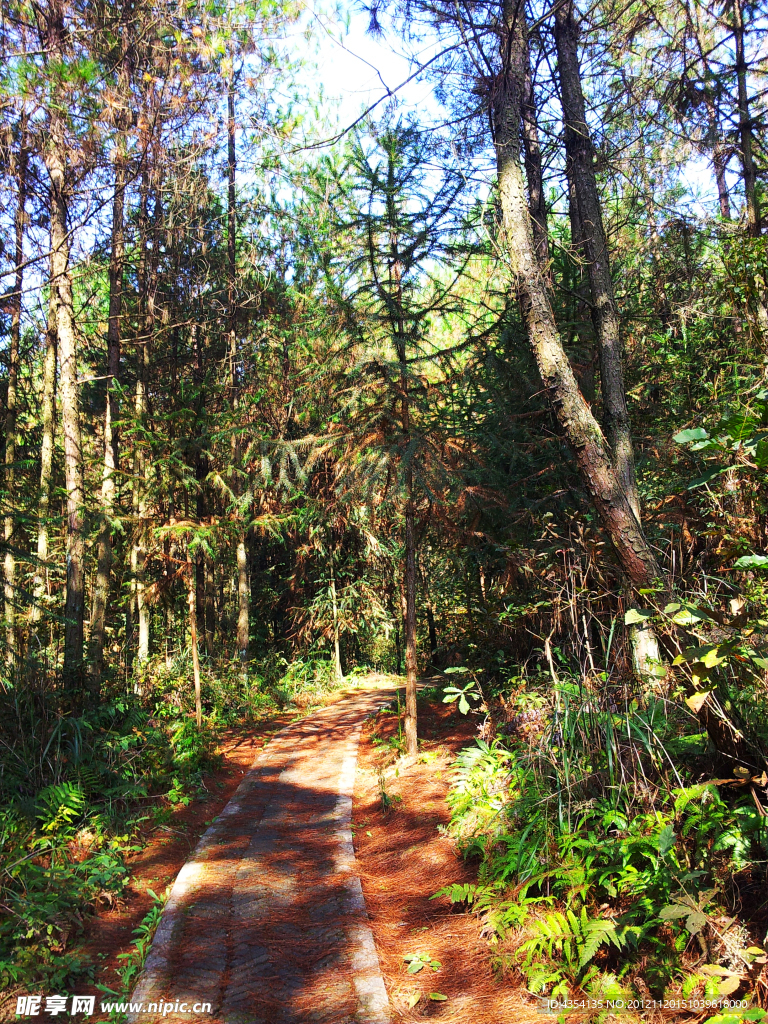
<box><xmin>127</xmin><ymin>683</ymin><xmax>397</xmax><ymax>1024</ymax></box>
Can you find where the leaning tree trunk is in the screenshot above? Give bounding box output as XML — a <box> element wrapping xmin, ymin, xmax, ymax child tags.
<box><xmin>4</xmin><ymin>114</ymin><xmax>28</xmax><ymax>669</ymax></box>
<box><xmin>554</xmin><ymin>0</ymin><xmax>640</xmax><ymax>520</ymax></box>
<box><xmin>42</xmin><ymin>9</ymin><xmax>86</xmax><ymax>693</ymax></box>
<box><xmin>493</xmin><ymin>0</ymin><xmax>751</xmax><ymax>765</ymax></box>
<box><xmin>494</xmin><ymin>0</ymin><xmax>656</xmax><ymax>590</ymax></box>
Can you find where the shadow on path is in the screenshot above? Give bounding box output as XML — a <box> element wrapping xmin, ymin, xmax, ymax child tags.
<box><xmin>126</xmin><ymin>683</ymin><xmax>400</xmax><ymax>1024</ymax></box>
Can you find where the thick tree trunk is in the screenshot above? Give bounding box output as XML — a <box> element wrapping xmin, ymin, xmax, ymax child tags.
<box><xmin>494</xmin><ymin>0</ymin><xmax>658</xmax><ymax>592</ymax></box>
<box><xmin>4</xmin><ymin>116</ymin><xmax>28</xmax><ymax>668</ymax></box>
<box><xmin>32</xmin><ymin>263</ymin><xmax>57</xmax><ymax>627</ymax></box>
<box><xmin>403</xmin><ymin>482</ymin><xmax>418</xmax><ymax>754</ymax></box>
<box><xmin>236</xmin><ymin>533</ymin><xmax>249</xmax><ymax>664</ymax></box>
<box><xmin>89</xmin><ymin>154</ymin><xmax>125</xmax><ymax>693</ymax></box>
<box><xmin>392</xmin><ymin>246</ymin><xmax>418</xmax><ymax>753</ymax></box>
<box><xmin>732</xmin><ymin>0</ymin><xmax>760</xmax><ymax>238</ymax></box>
<box><xmin>228</xmin><ymin>72</ymin><xmax>250</xmax><ymax>667</ymax></box>
<box><xmin>521</xmin><ymin>48</ymin><xmax>548</xmax><ymax>273</ymax></box>
<box><xmin>133</xmin><ymin>173</ymin><xmax>159</xmax><ymax>668</ymax></box>
<box><xmin>494</xmin><ymin>0</ymin><xmax>751</xmax><ymax>765</ymax></box>
<box><xmin>43</xmin><ymin>30</ymin><xmax>86</xmax><ymax>692</ymax></box>
<box><xmin>554</xmin><ymin>1</ymin><xmax>640</xmax><ymax>519</ymax></box>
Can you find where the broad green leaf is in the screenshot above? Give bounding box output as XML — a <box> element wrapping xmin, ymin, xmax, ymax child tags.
<box><xmin>624</xmin><ymin>608</ymin><xmax>652</xmax><ymax>625</ymax></box>
<box><xmin>429</xmin><ymin>993</ymin><xmax>448</xmax><ymax>1001</ymax></box>
<box><xmin>685</xmin><ymin>911</ymin><xmax>708</xmax><ymax>935</ymax></box>
<box><xmin>659</xmin><ymin>904</ymin><xmax>690</xmax><ymax>920</ymax></box>
<box><xmin>657</xmin><ymin>824</ymin><xmax>676</xmax><ymax>856</ymax></box>
<box><xmin>672</xmin><ymin>606</ymin><xmax>712</xmax><ymax>625</ymax></box>
<box><xmin>702</xmin><ymin>646</ymin><xmax>728</xmax><ymax>669</ymax></box>
<box><xmin>687</xmin><ymin>467</ymin><xmax>729</xmax><ymax>489</ymax></box>
<box><xmin>733</xmin><ymin>554</ymin><xmax>768</xmax><ymax>570</ymax></box>
<box><xmin>673</xmin><ymin>427</ymin><xmax>709</xmax><ymax>443</ymax></box>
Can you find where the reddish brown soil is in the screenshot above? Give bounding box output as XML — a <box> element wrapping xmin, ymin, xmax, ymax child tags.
<box><xmin>353</xmin><ymin>697</ymin><xmax>539</xmax><ymax>1023</ymax></box>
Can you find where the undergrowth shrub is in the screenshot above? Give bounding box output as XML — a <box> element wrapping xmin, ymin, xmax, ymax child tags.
<box><xmin>0</xmin><ymin>651</ymin><xmax>350</xmax><ymax>993</ymax></box>
<box><xmin>440</xmin><ymin>666</ymin><xmax>768</xmax><ymax>1007</ymax></box>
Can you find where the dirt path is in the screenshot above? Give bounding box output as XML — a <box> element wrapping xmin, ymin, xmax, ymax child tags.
<box><xmin>127</xmin><ymin>681</ymin><xmax>398</xmax><ymax>1024</ymax></box>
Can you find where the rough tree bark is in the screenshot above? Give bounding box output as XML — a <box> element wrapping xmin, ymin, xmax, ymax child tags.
<box><xmin>89</xmin><ymin>19</ymin><xmax>131</xmax><ymax>695</ymax></box>
<box><xmin>521</xmin><ymin>43</ymin><xmax>548</xmax><ymax>272</ymax></box>
<box><xmin>732</xmin><ymin>0</ymin><xmax>761</xmax><ymax>238</ymax></box>
<box><xmin>42</xmin><ymin>0</ymin><xmax>86</xmax><ymax>691</ymax></box>
<box><xmin>390</xmin><ymin>241</ymin><xmax>418</xmax><ymax>754</ymax></box>
<box><xmin>494</xmin><ymin>0</ymin><xmax>656</xmax><ymax>589</ymax></box>
<box><xmin>32</xmin><ymin>259</ymin><xmax>57</xmax><ymax>628</ymax></box>
<box><xmin>493</xmin><ymin>0</ymin><xmax>750</xmax><ymax>765</ymax></box>
<box><xmin>4</xmin><ymin>113</ymin><xmax>28</xmax><ymax>668</ymax></box>
<box><xmin>227</xmin><ymin>68</ymin><xmax>250</xmax><ymax>666</ymax></box>
<box><xmin>89</xmin><ymin>153</ymin><xmax>126</xmax><ymax>693</ymax></box>
<box><xmin>133</xmin><ymin>170</ymin><xmax>159</xmax><ymax>669</ymax></box>
<box><xmin>554</xmin><ymin>0</ymin><xmax>640</xmax><ymax>519</ymax></box>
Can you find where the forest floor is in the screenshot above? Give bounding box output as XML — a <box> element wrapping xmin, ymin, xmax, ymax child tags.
<box><xmin>353</xmin><ymin>694</ymin><xmax>537</xmax><ymax>1024</ymax></box>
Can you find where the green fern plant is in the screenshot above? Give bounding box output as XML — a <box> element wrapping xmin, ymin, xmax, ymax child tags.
<box><xmin>36</xmin><ymin>782</ymin><xmax>86</xmax><ymax>834</ymax></box>
<box><xmin>518</xmin><ymin>907</ymin><xmax>636</xmax><ymax>997</ymax></box>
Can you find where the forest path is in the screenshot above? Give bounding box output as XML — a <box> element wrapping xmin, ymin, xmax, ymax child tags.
<box><xmin>126</xmin><ymin>679</ymin><xmax>399</xmax><ymax>1024</ymax></box>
